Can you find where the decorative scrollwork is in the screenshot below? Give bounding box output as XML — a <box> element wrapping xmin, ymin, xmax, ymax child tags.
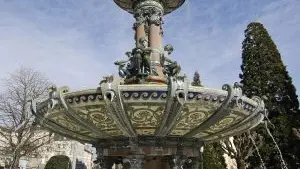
<box><xmin>156</xmin><ymin>76</ymin><xmax>189</xmax><ymax>136</ymax></box>
<box><xmin>80</xmin><ymin>96</ymin><xmax>87</xmax><ymax>101</ymax></box>
<box><xmin>100</xmin><ymin>75</ymin><xmax>137</xmax><ymax>137</ymax></box>
<box><xmin>141</xmin><ymin>92</ymin><xmax>149</xmax><ymax>99</ymax></box>
<box><xmin>251</xmin><ymin>96</ymin><xmax>265</xmax><ymax>112</ymax></box>
<box><xmin>122</xmin><ymin>91</ymin><xmax>168</xmax><ymax>101</ymax></box>
<box><xmin>209</xmin><ymin>117</ymin><xmax>236</xmax><ymax>131</ymax></box>
<box><xmin>171</xmin><ymin>104</ymin><xmax>217</xmax><ymax>136</ymax></box>
<box><xmin>151</xmin><ymin>92</ymin><xmax>159</xmax><ymax>99</ymax></box>
<box><xmin>132</xmin><ymin>92</ymin><xmax>140</xmax><ymax>99</ymax></box>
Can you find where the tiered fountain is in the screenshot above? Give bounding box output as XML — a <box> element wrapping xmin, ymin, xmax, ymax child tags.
<box><xmin>32</xmin><ymin>0</ymin><xmax>265</xmax><ymax>168</ymax></box>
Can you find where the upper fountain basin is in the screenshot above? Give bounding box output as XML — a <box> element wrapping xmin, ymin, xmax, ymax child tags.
<box><xmin>34</xmin><ymin>82</ymin><xmax>264</xmax><ymax>144</ymax></box>
<box><xmin>113</xmin><ymin>0</ymin><xmax>186</xmax><ymax>15</ymax></box>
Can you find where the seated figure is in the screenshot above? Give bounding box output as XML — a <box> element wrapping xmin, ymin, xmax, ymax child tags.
<box><xmin>160</xmin><ymin>44</ymin><xmax>181</xmax><ymax>76</ymax></box>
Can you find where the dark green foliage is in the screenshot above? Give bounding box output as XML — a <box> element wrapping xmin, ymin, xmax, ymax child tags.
<box><xmin>191</xmin><ymin>71</ymin><xmax>203</xmax><ymax>87</ymax></box>
<box><xmin>239</xmin><ymin>22</ymin><xmax>300</xmax><ymax>168</ymax></box>
<box><xmin>45</xmin><ymin>155</ymin><xmax>72</xmax><ymax>169</ymax></box>
<box><xmin>203</xmin><ymin>143</ymin><xmax>226</xmax><ymax>169</ymax></box>
<box><xmin>240</xmin><ymin>22</ymin><xmax>299</xmax><ymax>113</ymax></box>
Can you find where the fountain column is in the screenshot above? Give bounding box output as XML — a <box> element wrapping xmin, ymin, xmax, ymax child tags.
<box><xmin>148</xmin><ymin>6</ymin><xmax>163</xmax><ymax>53</ymax></box>
<box><xmin>133</xmin><ymin>9</ymin><xmax>146</xmax><ymax>47</ymax></box>
<box><xmin>133</xmin><ymin>0</ymin><xmax>166</xmax><ymax>83</ymax></box>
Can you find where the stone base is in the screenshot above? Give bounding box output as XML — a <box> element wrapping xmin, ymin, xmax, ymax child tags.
<box><xmin>94</xmin><ymin>155</ymin><xmax>201</xmax><ymax>169</ymax></box>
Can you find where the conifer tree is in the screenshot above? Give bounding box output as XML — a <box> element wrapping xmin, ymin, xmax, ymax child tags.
<box><xmin>238</xmin><ymin>22</ymin><xmax>299</xmax><ymax>168</ymax></box>
<box><xmin>191</xmin><ymin>71</ymin><xmax>203</xmax><ymax>87</ymax></box>
<box><xmin>45</xmin><ymin>155</ymin><xmax>72</xmax><ymax>169</ymax></box>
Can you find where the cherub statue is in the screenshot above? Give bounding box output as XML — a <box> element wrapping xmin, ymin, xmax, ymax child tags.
<box><xmin>48</xmin><ymin>86</ymin><xmax>59</xmax><ymax>109</ymax></box>
<box><xmin>114</xmin><ymin>52</ymin><xmax>129</xmax><ymax>78</ymax></box>
<box><xmin>160</xmin><ymin>44</ymin><xmax>181</xmax><ymax>76</ymax></box>
<box><xmin>132</xmin><ymin>48</ymin><xmax>143</xmax><ymax>75</ymax></box>
<box><xmin>164</xmin><ymin>44</ymin><xmax>174</xmax><ymax>55</ymax></box>
<box><xmin>134</xmin><ymin>37</ymin><xmax>151</xmax><ymax>76</ymax></box>
<box><xmin>114</xmin><ymin>51</ymin><xmax>136</xmax><ymax>78</ymax></box>
<box><xmin>137</xmin><ymin>36</ymin><xmax>149</xmax><ymax>49</ymax></box>
<box><xmin>164</xmin><ymin>60</ymin><xmax>181</xmax><ymax>77</ymax></box>
<box><xmin>160</xmin><ymin>44</ymin><xmax>173</xmax><ymax>65</ymax></box>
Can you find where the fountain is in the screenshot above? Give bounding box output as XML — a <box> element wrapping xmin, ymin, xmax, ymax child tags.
<box><xmin>32</xmin><ymin>0</ymin><xmax>266</xmax><ymax>168</ymax></box>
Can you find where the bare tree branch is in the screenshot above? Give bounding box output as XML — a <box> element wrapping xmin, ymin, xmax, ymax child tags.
<box><xmin>0</xmin><ymin>67</ymin><xmax>53</xmax><ymax>168</ymax></box>
<box><xmin>221</xmin><ymin>131</ymin><xmax>264</xmax><ymax>169</ymax></box>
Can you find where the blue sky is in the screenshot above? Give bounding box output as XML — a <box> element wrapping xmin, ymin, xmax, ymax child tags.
<box><xmin>0</xmin><ymin>0</ymin><xmax>299</xmax><ymax>99</ymax></box>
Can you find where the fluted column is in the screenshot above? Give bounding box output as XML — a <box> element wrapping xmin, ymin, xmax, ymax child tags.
<box><xmin>148</xmin><ymin>7</ymin><xmax>164</xmax><ymax>81</ymax></box>
<box><xmin>148</xmin><ymin>8</ymin><xmax>163</xmax><ymax>53</ymax></box>
<box><xmin>132</xmin><ymin>0</ymin><xmax>166</xmax><ymax>83</ymax></box>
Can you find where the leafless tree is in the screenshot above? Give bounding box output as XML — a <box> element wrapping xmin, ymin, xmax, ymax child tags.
<box><xmin>221</xmin><ymin>132</ymin><xmax>264</xmax><ymax>169</ymax></box>
<box><xmin>0</xmin><ymin>67</ymin><xmax>53</xmax><ymax>169</ymax></box>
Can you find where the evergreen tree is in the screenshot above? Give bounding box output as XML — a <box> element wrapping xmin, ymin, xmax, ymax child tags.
<box><xmin>45</xmin><ymin>155</ymin><xmax>72</xmax><ymax>169</ymax></box>
<box><xmin>203</xmin><ymin>143</ymin><xmax>226</xmax><ymax>169</ymax></box>
<box><xmin>238</xmin><ymin>22</ymin><xmax>299</xmax><ymax>168</ymax></box>
<box><xmin>191</xmin><ymin>71</ymin><xmax>203</xmax><ymax>86</ymax></box>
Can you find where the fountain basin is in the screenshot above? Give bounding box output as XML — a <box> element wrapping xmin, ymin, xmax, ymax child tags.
<box><xmin>34</xmin><ymin>83</ymin><xmax>264</xmax><ymax>145</ymax></box>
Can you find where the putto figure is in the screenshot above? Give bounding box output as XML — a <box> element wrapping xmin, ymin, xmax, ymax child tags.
<box><xmin>160</xmin><ymin>44</ymin><xmax>181</xmax><ymax>76</ymax></box>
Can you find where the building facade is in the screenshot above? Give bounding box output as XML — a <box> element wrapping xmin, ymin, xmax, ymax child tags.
<box><xmin>28</xmin><ymin>135</ymin><xmax>93</xmax><ymax>169</ymax></box>
<box><xmin>0</xmin><ymin>133</ymin><xmax>93</xmax><ymax>169</ymax></box>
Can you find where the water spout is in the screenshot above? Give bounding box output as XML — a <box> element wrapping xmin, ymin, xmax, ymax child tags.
<box><xmin>264</xmin><ymin>121</ymin><xmax>288</xmax><ymax>169</ymax></box>
<box><xmin>248</xmin><ymin>131</ymin><xmax>266</xmax><ymax>169</ymax></box>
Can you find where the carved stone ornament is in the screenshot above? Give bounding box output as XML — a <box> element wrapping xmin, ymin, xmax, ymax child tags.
<box><xmin>133</xmin><ymin>9</ymin><xmax>147</xmax><ymax>30</ymax></box>
<box><xmin>148</xmin><ymin>9</ymin><xmax>163</xmax><ymax>26</ymax></box>
<box><xmin>134</xmin><ymin>0</ymin><xmax>164</xmax><ymax>15</ymax></box>
<box><xmin>133</xmin><ymin>1</ymin><xmax>164</xmax><ymax>29</ymax></box>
